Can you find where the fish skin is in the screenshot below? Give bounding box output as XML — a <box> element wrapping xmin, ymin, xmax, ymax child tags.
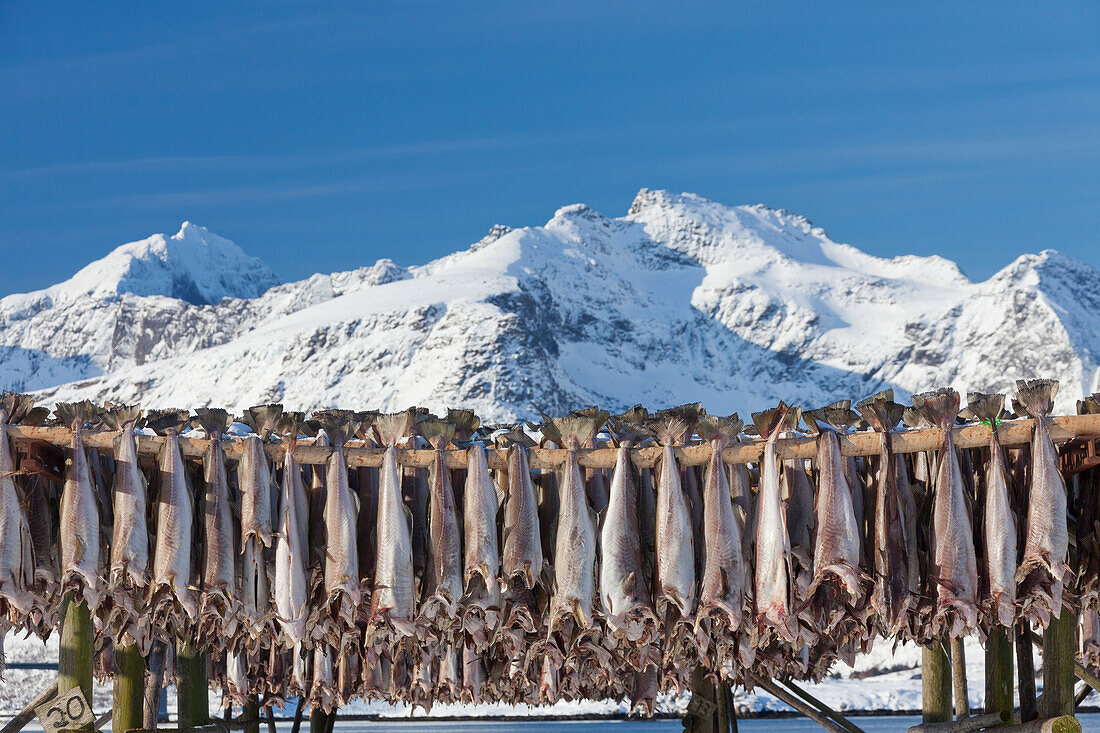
<box><xmin>421</xmin><ymin>445</ymin><xmax>463</xmax><ymax>627</ymax></box>
<box><xmin>238</xmin><ymin>436</ymin><xmax>273</xmax><ymax>547</ymax></box>
<box><xmin>369</xmin><ymin>425</ymin><xmax>417</xmax><ymax>638</ymax></box>
<box><xmin>151</xmin><ymin>429</ymin><xmax>198</xmax><ymax>624</ymax></box>
<box><xmin>200</xmin><ymin>436</ymin><xmax>234</xmax><ymax>591</ymax></box>
<box><xmin>59</xmin><ymin>423</ymin><xmax>103</xmax><ymax>609</ymax></box>
<box><xmin>1015</xmin><ymin>379</ymin><xmax>1070</xmax><ymax>626</ymax></box>
<box><xmin>501</xmin><ymin>444</ymin><xmax>543</xmax><ymax>589</ymax></box>
<box><xmin>915</xmin><ymin>389</ymin><xmax>979</xmax><ymax>637</ymax></box>
<box><xmin>752</xmin><ymin>404</ymin><xmax>797</xmax><ymax>643</ymax></box>
<box><xmin>461</xmin><ymin>443</ymin><xmax>502</xmax><ymax>646</ymax></box>
<box><xmin>601</xmin><ymin>443</ymin><xmax>657</xmax><ymax>641</ymax></box>
<box><xmin>322</xmin><ymin>444</ymin><xmax>360</xmax><ymax>626</ymax></box>
<box><xmin>109</xmin><ymin>420</ymin><xmax>149</xmax><ymax>593</ymax></box>
<box><xmin>807</xmin><ymin>429</ymin><xmax>862</xmax><ymax>603</ymax></box>
<box><xmin>698</xmin><ymin>436</ymin><xmax>746</xmax><ymax>632</ymax></box>
<box><xmin>548</xmin><ymin>422</ymin><xmax>598</xmax><ymax>632</ymax></box>
<box><xmin>984</xmin><ymin>429</ymin><xmax>1018</xmax><ymax>627</ymax></box>
<box><xmin>274</xmin><ymin>436</ymin><xmax>309</xmax><ymax>648</ymax></box>
<box><xmin>0</xmin><ymin>420</ymin><xmax>34</xmax><ymax>617</ymax></box>
<box><xmin>654</xmin><ymin>443</ymin><xmax>696</xmax><ymax>618</ymax></box>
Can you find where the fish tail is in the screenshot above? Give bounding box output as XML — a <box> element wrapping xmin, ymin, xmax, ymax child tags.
<box><xmin>373</xmin><ymin>410</ymin><xmax>414</xmax><ymax>448</ymax></box>
<box><xmin>695</xmin><ymin>414</ymin><xmax>742</xmax><ymax>443</ymax></box>
<box><xmin>751</xmin><ymin>401</ymin><xmax>794</xmax><ymax>440</ymax></box>
<box><xmin>912</xmin><ymin>388</ymin><xmax>960</xmax><ymax>430</ymax></box>
<box><xmin>646</xmin><ymin>403</ymin><xmax>701</xmax><ymax>445</ymax></box>
<box><xmin>549</xmin><ymin>415</ymin><xmax>601</xmax><ymax>450</ymax></box>
<box><xmin>856</xmin><ymin>394</ymin><xmax>903</xmax><ymax>432</ymax></box>
<box><xmin>54</xmin><ymin>400</ymin><xmax>100</xmax><ymax>430</ymax></box>
<box><xmin>143</xmin><ymin>408</ymin><xmax>191</xmax><ymax>435</ymax></box>
<box><xmin>417</xmin><ymin>419</ymin><xmax>456</xmax><ymax>451</ymax></box>
<box><xmin>99</xmin><ymin>403</ymin><xmax>142</xmax><ymax>430</ymax></box>
<box><xmin>246</xmin><ymin>403</ymin><xmax>285</xmax><ymax>439</ymax></box>
<box><xmin>1078</xmin><ymin>394</ymin><xmax>1100</xmax><ymax>415</ymax></box>
<box><xmin>1013</xmin><ymin>379</ymin><xmax>1059</xmax><ymax>419</ymax></box>
<box><xmin>963</xmin><ymin>392</ymin><xmax>1006</xmax><ymax>424</ymax></box>
<box><xmin>311</xmin><ymin>408</ymin><xmax>360</xmax><ymax>447</ymax></box>
<box><xmin>193</xmin><ymin>407</ymin><xmax>231</xmax><ymax>438</ymax></box>
<box><xmin>446</xmin><ymin>409</ymin><xmax>481</xmax><ymax>439</ymax></box>
<box><xmin>0</xmin><ymin>391</ymin><xmax>37</xmax><ymax>424</ymax></box>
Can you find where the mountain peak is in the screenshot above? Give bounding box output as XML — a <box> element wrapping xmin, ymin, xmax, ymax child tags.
<box><xmin>6</xmin><ymin>223</ymin><xmax>280</xmax><ymax>310</ymax></box>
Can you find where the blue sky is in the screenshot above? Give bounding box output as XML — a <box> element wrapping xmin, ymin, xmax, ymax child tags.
<box><xmin>2</xmin><ymin>1</ymin><xmax>1098</xmax><ymax>296</ymax></box>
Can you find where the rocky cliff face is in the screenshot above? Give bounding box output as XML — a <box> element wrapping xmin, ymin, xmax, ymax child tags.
<box><xmin>3</xmin><ymin>191</ymin><xmax>1096</xmax><ymax>420</ymax></box>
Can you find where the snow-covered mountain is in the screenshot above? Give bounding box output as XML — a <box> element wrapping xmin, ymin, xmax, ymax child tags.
<box><xmin>3</xmin><ymin>190</ymin><xmax>1098</xmax><ymax>420</ymax></box>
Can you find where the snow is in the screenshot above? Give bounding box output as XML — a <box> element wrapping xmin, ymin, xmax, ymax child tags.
<box><xmin>0</xmin><ymin>190</ymin><xmax>1097</xmax><ymax>418</ymax></box>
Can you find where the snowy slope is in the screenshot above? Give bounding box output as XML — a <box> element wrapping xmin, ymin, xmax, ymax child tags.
<box><xmin>2</xmin><ymin>191</ymin><xmax>1098</xmax><ymax>418</ymax></box>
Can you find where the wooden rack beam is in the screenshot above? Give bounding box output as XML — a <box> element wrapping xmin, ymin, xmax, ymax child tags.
<box><xmin>9</xmin><ymin>413</ymin><xmax>1100</xmax><ymax>470</ymax></box>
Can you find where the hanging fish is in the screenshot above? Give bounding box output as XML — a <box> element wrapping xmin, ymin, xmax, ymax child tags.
<box><xmin>501</xmin><ymin>431</ymin><xmax>542</xmax><ymax>591</ymax></box>
<box><xmin>751</xmin><ymin>402</ymin><xmax>797</xmax><ymax>643</ymax></box>
<box><xmin>647</xmin><ymin>404</ymin><xmax>699</xmax><ymax>621</ymax></box>
<box><xmin>1014</xmin><ymin>378</ymin><xmax>1070</xmax><ymax>627</ymax></box>
<box><xmin>804</xmin><ymin>402</ymin><xmax>863</xmax><ymax>616</ymax></box>
<box><xmin>417</xmin><ymin>418</ymin><xmax>463</xmax><ymax>632</ymax></box>
<box><xmin>56</xmin><ymin>401</ymin><xmax>103</xmax><ymax>612</ymax></box>
<box><xmin>274</xmin><ymin>415</ymin><xmax>309</xmax><ymax>650</ymax></box>
<box><xmin>857</xmin><ymin>393</ymin><xmax>911</xmax><ymax>637</ymax></box>
<box><xmin>239</xmin><ymin>404</ymin><xmax>283</xmax><ymax>548</ymax></box>
<box><xmin>193</xmin><ymin>408</ymin><xmax>237</xmax><ymax>646</ymax></box>
<box><xmin>546</xmin><ymin>412</ymin><xmax>605</xmax><ymax>635</ymax></box>
<box><xmin>600</xmin><ymin>409</ymin><xmax>657</xmax><ymax>643</ymax></box>
<box><xmin>312</xmin><ymin>410</ymin><xmax>361</xmax><ymax>638</ymax></box>
<box><xmin>461</xmin><ymin>438</ymin><xmax>502</xmax><ymax>648</ymax></box>
<box><xmin>368</xmin><ymin>410</ymin><xmax>417</xmax><ymax>639</ymax></box>
<box><xmin>963</xmin><ymin>393</ymin><xmax>1018</xmax><ymax>628</ymax></box>
<box><xmin>0</xmin><ymin>394</ymin><xmax>35</xmax><ymax>626</ymax></box>
<box><xmin>146</xmin><ymin>408</ymin><xmax>198</xmax><ymax>632</ymax></box>
<box><xmin>914</xmin><ymin>388</ymin><xmax>979</xmax><ymax>637</ymax></box>
<box><xmin>696</xmin><ymin>414</ymin><xmax>747</xmax><ymax>635</ymax></box>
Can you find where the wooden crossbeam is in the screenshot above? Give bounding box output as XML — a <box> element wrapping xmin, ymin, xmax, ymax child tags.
<box><xmin>8</xmin><ymin>413</ymin><xmax>1100</xmax><ymax>469</ymax></box>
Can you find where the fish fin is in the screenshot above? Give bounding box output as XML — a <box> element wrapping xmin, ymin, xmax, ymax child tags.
<box><xmin>646</xmin><ymin>404</ymin><xmax>701</xmax><ymax>445</ymax></box>
<box><xmin>243</xmin><ymin>403</ymin><xmax>284</xmax><ymax>440</ymax></box>
<box><xmin>53</xmin><ymin>400</ymin><xmax>100</xmax><ymax>430</ymax></box>
<box><xmin>446</xmin><ymin>408</ymin><xmax>481</xmax><ymax>440</ymax></box>
<box><xmin>492</xmin><ymin>477</ymin><xmax>506</xmax><ymax>509</ymax></box>
<box><xmin>1013</xmin><ymin>379</ymin><xmax>1058</xmax><ymax>419</ymax></box>
<box><xmin>751</xmin><ymin>402</ymin><xmax>794</xmax><ymax>440</ymax></box>
<box><xmin>962</xmin><ymin>392</ymin><xmax>1006</xmax><ymax>424</ymax></box>
<box><xmin>549</xmin><ymin>415</ymin><xmax>601</xmax><ymax>450</ymax></box>
<box><xmin>0</xmin><ymin>391</ymin><xmax>38</xmax><ymax>424</ymax></box>
<box><xmin>695</xmin><ymin>414</ymin><xmax>743</xmax><ymax>443</ymax></box>
<box><xmin>857</xmin><ymin>394</ymin><xmax>904</xmax><ymax>432</ymax></box>
<box><xmin>310</xmin><ymin>409</ymin><xmax>360</xmax><ymax>447</ymax></box>
<box><xmin>100</xmin><ymin>404</ymin><xmax>142</xmax><ymax>431</ymax></box>
<box><xmin>417</xmin><ymin>419</ymin><xmax>456</xmax><ymax>450</ymax></box>
<box><xmin>902</xmin><ymin>405</ymin><xmax>927</xmax><ymax>428</ymax></box>
<box><xmin>143</xmin><ymin>408</ymin><xmax>191</xmax><ymax>435</ymax></box>
<box><xmin>804</xmin><ymin>401</ymin><xmax>858</xmax><ymax>434</ymax></box>
<box><xmin>1077</xmin><ymin>394</ymin><xmax>1100</xmax><ymax>415</ymax></box>
<box><xmin>912</xmin><ymin>388</ymin><xmax>960</xmax><ymax>430</ymax></box>
<box><xmin>373</xmin><ymin>410</ymin><xmax>414</xmax><ymax>448</ymax></box>
<box><xmin>620</xmin><ymin>571</ymin><xmax>637</xmax><ymax>597</ymax></box>
<box><xmin>193</xmin><ymin>407</ymin><xmax>232</xmax><ymax>438</ymax></box>
<box><xmin>495</xmin><ymin>427</ymin><xmax>535</xmax><ymax>448</ymax></box>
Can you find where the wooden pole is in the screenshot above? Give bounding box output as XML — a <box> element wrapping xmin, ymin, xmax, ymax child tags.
<box><xmin>1040</xmin><ymin>609</ymin><xmax>1077</xmax><ymax>719</ymax></box>
<box><xmin>176</xmin><ymin>638</ymin><xmax>209</xmax><ymax>729</ymax></box>
<box><xmin>308</xmin><ymin>709</ymin><xmax>327</xmax><ymax>733</ymax></box>
<box><xmin>1017</xmin><ymin>623</ymin><xmax>1039</xmax><ymax>723</ymax></box>
<box><xmin>9</xmin><ymin>413</ymin><xmax>1100</xmax><ymax>469</ymax></box>
<box><xmin>950</xmin><ymin>637</ymin><xmax>970</xmax><ymax>719</ymax></box>
<box><xmin>290</xmin><ymin>699</ymin><xmax>305</xmax><ymax>733</ymax></box>
<box><xmin>999</xmin><ymin>716</ymin><xmax>1081</xmax><ymax>733</ymax></box>
<box><xmin>777</xmin><ymin>679</ymin><xmax>866</xmax><ymax>733</ymax></box>
<box><xmin>143</xmin><ymin>642</ymin><xmax>167</xmax><ymax>731</ymax></box>
<box><xmin>113</xmin><ymin>642</ymin><xmax>144</xmax><ymax>733</ymax></box>
<box><xmin>58</xmin><ymin>596</ymin><xmax>93</xmax><ymax>726</ymax></box>
<box><xmin>985</xmin><ymin>626</ymin><xmax>1013</xmax><ymax>725</ymax></box>
<box><xmin>923</xmin><ymin>639</ymin><xmax>953</xmax><ymax>724</ymax></box>
<box><xmin>907</xmin><ymin>711</ymin><xmax>1009</xmax><ymax>733</ymax></box>
<box><xmin>685</xmin><ymin>665</ymin><xmax>720</xmax><ymax>733</ymax></box>
<box><xmin>242</xmin><ymin>696</ymin><xmax>261</xmax><ymax>733</ymax></box>
<box><xmin>749</xmin><ymin>675</ymin><xmax>847</xmax><ymax>733</ymax></box>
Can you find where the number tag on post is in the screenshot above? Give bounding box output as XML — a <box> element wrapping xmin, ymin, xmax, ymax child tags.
<box><xmin>35</xmin><ymin>687</ymin><xmax>94</xmax><ymax>733</ymax></box>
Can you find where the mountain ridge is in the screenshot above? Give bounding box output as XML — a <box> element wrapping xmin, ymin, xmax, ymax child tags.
<box><xmin>2</xmin><ymin>190</ymin><xmax>1097</xmax><ymax>419</ymax></box>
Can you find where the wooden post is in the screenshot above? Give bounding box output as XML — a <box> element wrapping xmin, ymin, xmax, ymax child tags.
<box><xmin>308</xmin><ymin>709</ymin><xmax>327</xmax><ymax>733</ymax></box>
<box><xmin>685</xmin><ymin>665</ymin><xmax>720</xmax><ymax>733</ymax></box>
<box><xmin>142</xmin><ymin>642</ymin><xmax>167</xmax><ymax>731</ymax></box>
<box><xmin>113</xmin><ymin>642</ymin><xmax>144</xmax><ymax>733</ymax></box>
<box><xmin>58</xmin><ymin>596</ymin><xmax>93</xmax><ymax>725</ymax></box>
<box><xmin>1017</xmin><ymin>623</ymin><xmax>1039</xmax><ymax>722</ymax></box>
<box><xmin>923</xmin><ymin>639</ymin><xmax>952</xmax><ymax>724</ymax></box>
<box><xmin>1041</xmin><ymin>609</ymin><xmax>1077</xmax><ymax>719</ymax></box>
<box><xmin>176</xmin><ymin>638</ymin><xmax>209</xmax><ymax>730</ymax></box>
<box><xmin>950</xmin><ymin>637</ymin><xmax>970</xmax><ymax>718</ymax></box>
<box><xmin>985</xmin><ymin>626</ymin><xmax>1013</xmax><ymax>725</ymax></box>
<box><xmin>243</xmin><ymin>696</ymin><xmax>261</xmax><ymax>733</ymax></box>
